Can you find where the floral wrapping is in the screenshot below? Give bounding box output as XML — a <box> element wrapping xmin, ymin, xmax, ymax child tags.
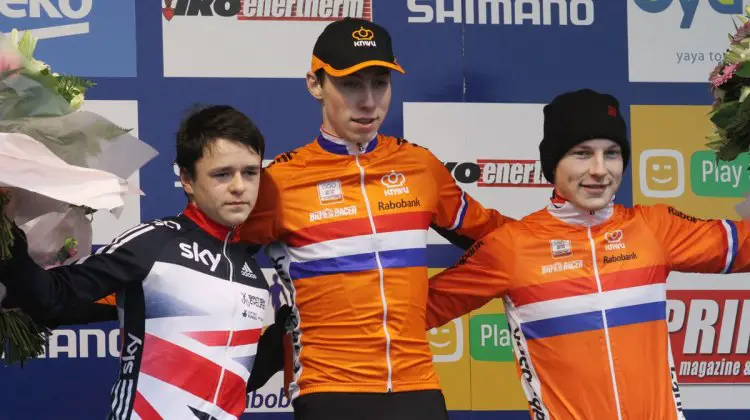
<box><xmin>0</xmin><ymin>29</ymin><xmax>157</xmax><ymax>366</ymax></box>
<box><xmin>707</xmin><ymin>6</ymin><xmax>750</xmax><ymax>162</ymax></box>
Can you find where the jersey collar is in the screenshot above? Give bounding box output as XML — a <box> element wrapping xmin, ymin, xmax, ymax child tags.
<box><xmin>317</xmin><ymin>127</ymin><xmax>378</xmax><ymax>155</ymax></box>
<box><xmin>182</xmin><ymin>202</ymin><xmax>240</xmax><ymax>243</ymax></box>
<box><xmin>546</xmin><ymin>189</ymin><xmax>614</xmax><ymax>227</ymax></box>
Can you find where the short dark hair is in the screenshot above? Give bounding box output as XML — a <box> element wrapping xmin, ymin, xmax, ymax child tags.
<box><xmin>175</xmin><ymin>105</ymin><xmax>265</xmax><ymax>178</ymax></box>
<box><xmin>315</xmin><ymin>68</ymin><xmax>326</xmax><ymax>86</ymax></box>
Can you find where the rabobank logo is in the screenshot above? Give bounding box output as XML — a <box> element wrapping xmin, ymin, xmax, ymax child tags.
<box><xmin>0</xmin><ymin>0</ymin><xmax>136</xmax><ymax>77</ymax></box>
<box><xmin>627</xmin><ymin>0</ymin><xmax>750</xmax><ymax>82</ymax></box>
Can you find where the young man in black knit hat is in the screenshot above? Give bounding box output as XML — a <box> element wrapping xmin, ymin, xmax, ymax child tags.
<box><xmin>423</xmin><ymin>88</ymin><xmax>750</xmax><ymax>419</ymax></box>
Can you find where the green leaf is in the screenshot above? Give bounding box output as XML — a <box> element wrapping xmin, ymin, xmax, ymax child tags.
<box><xmin>736</xmin><ymin>63</ymin><xmax>750</xmax><ymax>78</ymax></box>
<box><xmin>16</xmin><ymin>30</ymin><xmax>36</xmax><ymax>59</ymax></box>
<box><xmin>0</xmin><ymin>193</ymin><xmax>13</xmax><ymax>261</ymax></box>
<box><xmin>710</xmin><ymin>101</ymin><xmax>741</xmax><ymax>129</ymax></box>
<box><xmin>740</xmin><ymin>86</ymin><xmax>750</xmax><ymax>103</ymax></box>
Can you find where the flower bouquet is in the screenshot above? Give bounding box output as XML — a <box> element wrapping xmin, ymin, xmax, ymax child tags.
<box><xmin>0</xmin><ymin>29</ymin><xmax>157</xmax><ymax>366</ymax></box>
<box><xmin>707</xmin><ymin>5</ymin><xmax>750</xmax><ymax>162</ymax></box>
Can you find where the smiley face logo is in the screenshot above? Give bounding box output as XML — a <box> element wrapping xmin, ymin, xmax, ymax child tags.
<box><xmin>639</xmin><ymin>149</ymin><xmax>685</xmax><ymax>198</ymax></box>
<box><xmin>428</xmin><ymin>318</ymin><xmax>464</xmax><ymax>363</ymax></box>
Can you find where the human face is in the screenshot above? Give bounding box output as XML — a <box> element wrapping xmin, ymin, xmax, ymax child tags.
<box><xmin>554</xmin><ymin>139</ymin><xmax>624</xmax><ymax>212</ymax></box>
<box><xmin>307</xmin><ymin>67</ymin><xmax>392</xmax><ymax>145</ymax></box>
<box><xmin>180</xmin><ymin>138</ymin><xmax>261</xmax><ymax>228</ymax></box>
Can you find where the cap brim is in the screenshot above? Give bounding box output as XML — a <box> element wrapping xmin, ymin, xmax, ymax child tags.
<box><xmin>311</xmin><ymin>56</ymin><xmax>406</xmax><ymax>77</ymax></box>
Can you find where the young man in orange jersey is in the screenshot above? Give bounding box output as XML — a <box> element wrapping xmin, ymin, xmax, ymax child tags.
<box><xmin>425</xmin><ymin>88</ymin><xmax>750</xmax><ymax>420</ymax></box>
<box><xmin>238</xmin><ymin>17</ymin><xmax>513</xmax><ymax>420</ymax></box>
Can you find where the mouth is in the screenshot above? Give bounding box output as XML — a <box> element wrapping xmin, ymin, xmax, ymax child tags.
<box><xmin>580</xmin><ymin>184</ymin><xmax>609</xmax><ymax>193</ymax></box>
<box><xmin>351</xmin><ymin>117</ymin><xmax>378</xmax><ymax>127</ymax></box>
<box><xmin>651</xmin><ymin>177</ymin><xmax>673</xmax><ymax>184</ymax></box>
<box><xmin>226</xmin><ymin>202</ymin><xmax>248</xmax><ymax>207</ymax></box>
<box><xmin>430</xmin><ymin>341</ymin><xmax>451</xmax><ymax>349</ymax></box>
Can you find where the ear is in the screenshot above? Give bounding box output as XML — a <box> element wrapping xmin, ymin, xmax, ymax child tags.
<box><xmin>306</xmin><ymin>71</ymin><xmax>324</xmax><ymax>101</ymax></box>
<box><xmin>180</xmin><ymin>168</ymin><xmax>195</xmax><ymax>197</ymax></box>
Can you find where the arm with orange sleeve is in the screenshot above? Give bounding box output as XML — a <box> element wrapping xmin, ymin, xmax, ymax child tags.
<box><xmin>424</xmin><ymin>149</ymin><xmax>515</xmax><ymax>250</ymax></box>
<box><xmin>426</xmin><ymin>226</ymin><xmax>515</xmax><ymax>329</ymax></box>
<box><xmin>236</xmin><ymin>162</ymin><xmax>293</xmax><ymax>394</ymax></box>
<box><xmin>237</xmin><ymin>163</ymin><xmax>284</xmax><ymax>246</ymax></box>
<box><xmin>639</xmin><ymin>204</ymin><xmax>750</xmax><ymax>273</ymax></box>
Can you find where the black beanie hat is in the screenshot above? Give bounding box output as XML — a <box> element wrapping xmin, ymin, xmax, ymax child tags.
<box><xmin>539</xmin><ymin>89</ymin><xmax>630</xmax><ymax>183</ymax></box>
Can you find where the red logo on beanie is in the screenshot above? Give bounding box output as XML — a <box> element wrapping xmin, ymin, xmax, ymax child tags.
<box><xmin>607</xmin><ymin>105</ymin><xmax>617</xmax><ymax>117</ymax></box>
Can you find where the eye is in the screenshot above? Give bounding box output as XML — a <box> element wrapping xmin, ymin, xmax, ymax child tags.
<box><xmin>605</xmin><ymin>150</ymin><xmax>621</xmax><ymax>158</ymax></box>
<box><xmin>213</xmin><ymin>172</ymin><xmax>230</xmax><ymax>179</ymax></box>
<box><xmin>652</xmin><ymin>164</ymin><xmax>661</xmax><ymax>171</ymax></box>
<box><xmin>572</xmin><ymin>150</ymin><xmax>589</xmax><ymax>158</ymax></box>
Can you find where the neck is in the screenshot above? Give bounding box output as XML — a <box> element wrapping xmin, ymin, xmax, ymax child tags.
<box><xmin>183</xmin><ymin>202</ymin><xmax>239</xmax><ymax>242</ymax></box>
<box><xmin>318</xmin><ymin>126</ymin><xmax>378</xmax><ymax>155</ymax></box>
<box><xmin>546</xmin><ymin>189</ymin><xmax>614</xmax><ymax>227</ymax></box>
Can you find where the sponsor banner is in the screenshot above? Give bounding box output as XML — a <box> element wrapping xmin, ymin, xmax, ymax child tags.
<box><xmin>627</xmin><ymin>0</ymin><xmax>749</xmax><ymax>82</ymax></box>
<box><xmin>161</xmin><ymin>0</ymin><xmax>372</xmax><ymax>78</ymax></box>
<box><xmin>80</xmin><ymin>100</ymin><xmax>143</xmax><ymax>245</ymax></box>
<box><xmin>0</xmin><ymin>0</ymin><xmax>137</xmax><ymax>77</ymax></box>
<box><xmin>403</xmin><ymin>102</ymin><xmax>553</xmax><ymax>244</ymax></box>
<box><xmin>630</xmin><ymin>105</ymin><xmax>747</xmax><ymax>220</ymax></box>
<box><xmin>668</xmin><ymin>290</ymin><xmax>750</xmax><ymax>385</ymax></box>
<box><xmin>406</xmin><ymin>0</ymin><xmax>595</xmax><ymax>25</ymax></box>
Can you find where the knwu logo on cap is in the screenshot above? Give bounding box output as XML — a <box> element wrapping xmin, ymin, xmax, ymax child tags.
<box><xmin>352</xmin><ymin>26</ymin><xmax>376</xmax><ymax>47</ymax></box>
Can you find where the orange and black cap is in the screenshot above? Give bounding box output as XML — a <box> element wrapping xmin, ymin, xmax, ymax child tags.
<box><xmin>311</xmin><ymin>18</ymin><xmax>405</xmax><ymax>77</ymax></box>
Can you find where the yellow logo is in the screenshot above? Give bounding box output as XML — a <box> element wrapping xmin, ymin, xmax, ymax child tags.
<box><xmin>639</xmin><ymin>149</ymin><xmax>685</xmax><ymax>198</ymax></box>
<box><xmin>352</xmin><ymin>27</ymin><xmax>375</xmax><ymax>41</ymax></box>
<box><xmin>428</xmin><ymin>319</ymin><xmax>463</xmax><ymax>362</ymax></box>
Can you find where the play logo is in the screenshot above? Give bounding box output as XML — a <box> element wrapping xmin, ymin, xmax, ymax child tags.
<box><xmin>690</xmin><ymin>151</ymin><xmax>749</xmax><ymax>197</ymax></box>
<box><xmin>469</xmin><ymin>314</ymin><xmax>514</xmax><ymax>362</ymax></box>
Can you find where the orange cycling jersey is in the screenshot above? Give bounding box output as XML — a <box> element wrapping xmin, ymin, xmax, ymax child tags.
<box><xmin>426</xmin><ymin>197</ymin><xmax>749</xmax><ymax>420</ymax></box>
<box><xmin>238</xmin><ymin>132</ymin><xmax>511</xmax><ymax>398</ymax></box>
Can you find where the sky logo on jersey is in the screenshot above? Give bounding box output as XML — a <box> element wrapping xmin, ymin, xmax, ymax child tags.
<box><xmin>163</xmin><ymin>0</ymin><xmax>372</xmax><ymax>21</ymax></box>
<box><xmin>0</xmin><ymin>0</ymin><xmax>136</xmax><ymax>77</ymax></box>
<box><xmin>632</xmin><ymin>0</ymin><xmax>741</xmax><ymax>29</ymax></box>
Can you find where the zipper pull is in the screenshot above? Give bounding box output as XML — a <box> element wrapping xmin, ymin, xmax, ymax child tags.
<box><xmin>357</xmin><ymin>143</ymin><xmax>364</xmax><ymax>152</ymax></box>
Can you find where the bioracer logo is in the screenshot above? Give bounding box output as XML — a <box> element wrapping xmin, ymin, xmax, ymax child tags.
<box><xmin>163</xmin><ymin>0</ymin><xmax>372</xmax><ymax>21</ymax></box>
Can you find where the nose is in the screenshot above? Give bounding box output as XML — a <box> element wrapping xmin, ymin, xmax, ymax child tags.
<box><xmin>359</xmin><ymin>84</ymin><xmax>376</xmax><ymax>110</ymax></box>
<box><xmin>228</xmin><ymin>172</ymin><xmax>246</xmax><ymax>195</ymax></box>
<box><xmin>588</xmin><ymin>152</ymin><xmax>607</xmax><ymax>177</ymax></box>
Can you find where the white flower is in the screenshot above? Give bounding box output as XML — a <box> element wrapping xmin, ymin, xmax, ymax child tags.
<box><xmin>69</xmin><ymin>93</ymin><xmax>84</xmax><ymax>111</ymax></box>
